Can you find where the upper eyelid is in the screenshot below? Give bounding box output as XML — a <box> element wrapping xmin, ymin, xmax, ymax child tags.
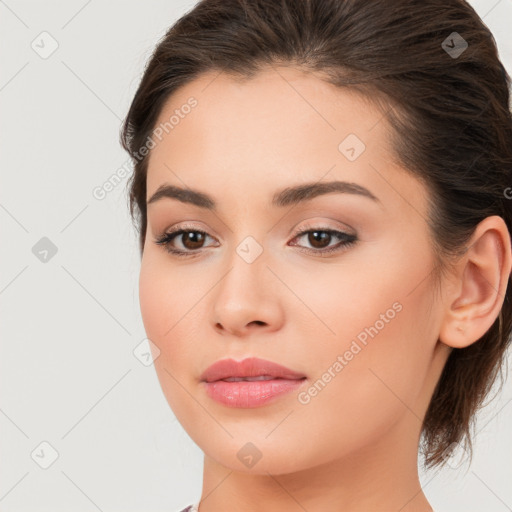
<box><xmin>164</xmin><ymin>219</ymin><xmax>354</xmax><ymax>235</ymax></box>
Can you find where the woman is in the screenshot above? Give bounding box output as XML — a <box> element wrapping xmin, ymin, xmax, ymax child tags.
<box><xmin>121</xmin><ymin>0</ymin><xmax>512</xmax><ymax>510</ymax></box>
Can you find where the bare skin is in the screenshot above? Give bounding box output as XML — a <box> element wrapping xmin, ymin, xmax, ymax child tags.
<box><xmin>138</xmin><ymin>65</ymin><xmax>512</xmax><ymax>512</ymax></box>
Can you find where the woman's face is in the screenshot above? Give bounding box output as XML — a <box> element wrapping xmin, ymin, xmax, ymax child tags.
<box><xmin>139</xmin><ymin>66</ymin><xmax>451</xmax><ymax>474</ymax></box>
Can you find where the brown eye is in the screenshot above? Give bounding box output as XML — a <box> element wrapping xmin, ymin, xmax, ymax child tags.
<box><xmin>180</xmin><ymin>231</ymin><xmax>206</xmax><ymax>250</ymax></box>
<box><xmin>306</xmin><ymin>230</ymin><xmax>332</xmax><ymax>249</ymax></box>
<box><xmin>154</xmin><ymin>228</ymin><xmax>216</xmax><ymax>256</ymax></box>
<box><xmin>290</xmin><ymin>227</ymin><xmax>357</xmax><ymax>256</ymax></box>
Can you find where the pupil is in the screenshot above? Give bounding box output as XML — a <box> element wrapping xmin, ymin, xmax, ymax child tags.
<box><xmin>183</xmin><ymin>231</ymin><xmax>204</xmax><ymax>249</ymax></box>
<box><xmin>309</xmin><ymin>231</ymin><xmax>330</xmax><ymax>248</ymax></box>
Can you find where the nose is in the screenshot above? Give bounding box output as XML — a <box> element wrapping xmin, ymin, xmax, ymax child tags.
<box><xmin>211</xmin><ymin>248</ymin><xmax>285</xmax><ymax>337</ymax></box>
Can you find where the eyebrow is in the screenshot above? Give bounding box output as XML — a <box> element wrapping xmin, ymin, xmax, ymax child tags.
<box><xmin>147</xmin><ymin>180</ymin><xmax>381</xmax><ymax>210</ymax></box>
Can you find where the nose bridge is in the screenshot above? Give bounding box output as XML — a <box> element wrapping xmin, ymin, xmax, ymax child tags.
<box><xmin>211</xmin><ymin>231</ymin><xmax>284</xmax><ymax>334</ymax></box>
<box><xmin>220</xmin><ymin>233</ymin><xmax>271</xmax><ymax>300</ymax></box>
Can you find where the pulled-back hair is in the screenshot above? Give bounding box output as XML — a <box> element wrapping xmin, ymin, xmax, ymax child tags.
<box><xmin>120</xmin><ymin>0</ymin><xmax>512</xmax><ymax>470</ymax></box>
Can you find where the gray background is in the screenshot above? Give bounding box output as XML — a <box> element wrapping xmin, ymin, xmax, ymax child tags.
<box><xmin>1</xmin><ymin>1</ymin><xmax>511</xmax><ymax>511</ymax></box>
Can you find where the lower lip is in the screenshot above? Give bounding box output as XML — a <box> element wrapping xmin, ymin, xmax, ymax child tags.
<box><xmin>203</xmin><ymin>378</ymin><xmax>306</xmax><ymax>408</ymax></box>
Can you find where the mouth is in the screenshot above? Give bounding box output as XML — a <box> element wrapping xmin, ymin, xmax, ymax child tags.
<box><xmin>200</xmin><ymin>357</ymin><xmax>307</xmax><ymax>408</ymax></box>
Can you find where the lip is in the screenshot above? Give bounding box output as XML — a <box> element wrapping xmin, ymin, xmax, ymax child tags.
<box><xmin>200</xmin><ymin>357</ymin><xmax>306</xmax><ymax>382</ymax></box>
<box><xmin>200</xmin><ymin>357</ymin><xmax>307</xmax><ymax>408</ymax></box>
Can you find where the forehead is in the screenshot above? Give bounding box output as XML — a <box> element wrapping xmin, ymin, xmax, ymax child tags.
<box><xmin>148</xmin><ymin>66</ymin><xmax>387</xmax><ymax>165</ymax></box>
<box><xmin>145</xmin><ymin>66</ymin><xmax>428</xmax><ymax>218</ymax></box>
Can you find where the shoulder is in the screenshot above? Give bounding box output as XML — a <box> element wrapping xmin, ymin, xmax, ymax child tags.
<box><xmin>178</xmin><ymin>504</ymin><xmax>198</xmax><ymax>512</ymax></box>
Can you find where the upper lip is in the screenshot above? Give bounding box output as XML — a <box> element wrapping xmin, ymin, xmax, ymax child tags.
<box><xmin>200</xmin><ymin>357</ymin><xmax>306</xmax><ymax>383</ymax></box>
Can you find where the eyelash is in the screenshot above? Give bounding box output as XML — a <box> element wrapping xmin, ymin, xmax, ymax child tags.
<box><xmin>153</xmin><ymin>224</ymin><xmax>357</xmax><ymax>258</ymax></box>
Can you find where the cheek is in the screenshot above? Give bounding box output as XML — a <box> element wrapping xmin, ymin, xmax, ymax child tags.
<box><xmin>139</xmin><ymin>258</ymin><xmax>205</xmax><ymax>423</ymax></box>
<box><xmin>291</xmin><ymin>245</ymin><xmax>437</xmax><ymax>441</ymax></box>
<box><xmin>139</xmin><ymin>254</ymin><xmax>196</xmax><ymax>341</ymax></box>
<box><xmin>301</xmin><ymin>300</ymin><xmax>434</xmax><ymax>465</ymax></box>
<box><xmin>139</xmin><ymin>260</ymin><xmax>169</xmax><ymax>342</ymax></box>
<box><xmin>138</xmin><ymin>257</ymin><xmax>199</xmax><ymax>376</ymax></box>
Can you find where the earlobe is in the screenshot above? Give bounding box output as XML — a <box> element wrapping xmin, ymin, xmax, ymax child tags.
<box><xmin>439</xmin><ymin>215</ymin><xmax>512</xmax><ymax>349</ymax></box>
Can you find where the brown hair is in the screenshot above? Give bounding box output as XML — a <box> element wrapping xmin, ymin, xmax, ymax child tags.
<box><xmin>120</xmin><ymin>0</ymin><xmax>512</xmax><ymax>470</ymax></box>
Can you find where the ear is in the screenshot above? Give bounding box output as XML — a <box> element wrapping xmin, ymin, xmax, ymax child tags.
<box><xmin>439</xmin><ymin>215</ymin><xmax>512</xmax><ymax>349</ymax></box>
